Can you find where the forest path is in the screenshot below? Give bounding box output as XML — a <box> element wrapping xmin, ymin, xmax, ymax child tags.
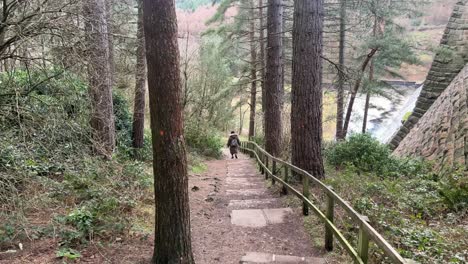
<box><xmin>190</xmin><ymin>149</ymin><xmax>325</xmax><ymax>264</ymax></box>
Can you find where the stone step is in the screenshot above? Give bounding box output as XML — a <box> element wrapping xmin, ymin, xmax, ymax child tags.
<box><xmin>240</xmin><ymin>252</ymin><xmax>325</xmax><ymax>264</ymax></box>
<box><xmin>230</xmin><ymin>208</ymin><xmax>293</xmax><ymax>227</ymax></box>
<box><xmin>226</xmin><ymin>188</ymin><xmax>270</xmax><ymax>198</ymax></box>
<box><xmin>226</xmin><ymin>177</ymin><xmax>264</xmax><ymax>184</ymax></box>
<box><xmin>228</xmin><ymin>198</ymin><xmax>279</xmax><ymax>209</ymax></box>
<box><xmin>226</xmin><ymin>177</ymin><xmax>265</xmax><ymax>189</ymax></box>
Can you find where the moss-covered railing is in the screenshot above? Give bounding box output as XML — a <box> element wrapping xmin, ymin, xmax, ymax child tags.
<box><xmin>240</xmin><ymin>141</ymin><xmax>415</xmax><ymax>264</ymax></box>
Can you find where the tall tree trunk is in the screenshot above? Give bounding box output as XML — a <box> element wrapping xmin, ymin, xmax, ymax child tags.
<box><xmin>106</xmin><ymin>0</ymin><xmax>115</xmax><ymax>86</ymax></box>
<box><xmin>341</xmin><ymin>48</ymin><xmax>377</xmax><ymax>138</ymax></box>
<box><xmin>132</xmin><ymin>0</ymin><xmax>147</xmax><ymax>155</ymax></box>
<box><xmin>259</xmin><ymin>0</ymin><xmax>266</xmax><ymax>135</ymax></box>
<box><xmin>291</xmin><ymin>0</ymin><xmax>325</xmax><ymax>179</ymax></box>
<box><xmin>142</xmin><ymin>1</ymin><xmax>194</xmax><ymax>263</ymax></box>
<box><xmin>248</xmin><ymin>1</ymin><xmax>257</xmax><ymax>140</ymax></box>
<box><xmin>84</xmin><ymin>0</ymin><xmax>115</xmax><ymax>158</ymax></box>
<box><xmin>264</xmin><ymin>0</ymin><xmax>283</xmax><ymax>156</ymax></box>
<box><xmin>336</xmin><ymin>0</ymin><xmax>347</xmax><ymax>140</ymax></box>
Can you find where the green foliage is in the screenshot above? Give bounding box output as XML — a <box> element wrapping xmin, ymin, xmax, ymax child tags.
<box><xmin>185</xmin><ymin>122</ymin><xmax>223</xmax><ymax>158</ymax></box>
<box><xmin>326</xmin><ymin>134</ymin><xmax>394</xmax><ymax>175</ymax></box>
<box><xmin>438</xmin><ymin>166</ymin><xmax>468</xmax><ymax>212</ymax></box>
<box><xmin>323</xmin><ymin>165</ymin><xmax>467</xmax><ymax>263</ymax></box>
<box><xmin>113</xmin><ymin>90</ymin><xmax>133</xmax><ymax>144</ymax></box>
<box><xmin>250</xmin><ymin>135</ymin><xmax>265</xmax><ymax>147</ymax></box>
<box><xmin>326</xmin><ymin>134</ymin><xmax>432</xmax><ymax>178</ymax></box>
<box><xmin>56</xmin><ymin>247</ymin><xmax>81</xmax><ymax>260</ymax></box>
<box><xmin>0</xmin><ymin>68</ymin><xmax>153</xmax><ymax>251</ymax></box>
<box><xmin>112</xmin><ymin>92</ymin><xmax>152</xmax><ymax>161</ymax></box>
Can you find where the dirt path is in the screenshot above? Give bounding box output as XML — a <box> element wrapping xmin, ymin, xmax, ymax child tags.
<box><xmin>190</xmin><ymin>150</ymin><xmax>324</xmax><ymax>264</ymax></box>
<box><xmin>1</xmin><ymin>150</ymin><xmax>323</xmax><ymax>263</ymax></box>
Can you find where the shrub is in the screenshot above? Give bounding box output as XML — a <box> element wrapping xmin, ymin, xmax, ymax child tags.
<box><xmin>325</xmin><ymin>134</ymin><xmax>432</xmax><ymax>178</ymax></box>
<box><xmin>185</xmin><ymin>123</ymin><xmax>223</xmax><ymax>158</ymax></box>
<box><xmin>326</xmin><ymin>134</ymin><xmax>393</xmax><ymax>175</ymax></box>
<box><xmin>439</xmin><ymin>166</ymin><xmax>468</xmax><ymax>212</ymax></box>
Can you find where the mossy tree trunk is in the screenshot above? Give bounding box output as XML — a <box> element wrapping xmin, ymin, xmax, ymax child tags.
<box><xmin>84</xmin><ymin>0</ymin><xmax>115</xmax><ymax>158</ymax></box>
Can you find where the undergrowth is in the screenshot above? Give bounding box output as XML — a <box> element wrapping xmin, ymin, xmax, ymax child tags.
<box><xmin>0</xmin><ymin>69</ymin><xmax>153</xmax><ymax>257</ymax></box>
<box><xmin>321</xmin><ymin>134</ymin><xmax>467</xmax><ymax>263</ymax></box>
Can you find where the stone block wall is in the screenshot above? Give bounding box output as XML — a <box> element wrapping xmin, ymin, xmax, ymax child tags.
<box><xmin>389</xmin><ymin>0</ymin><xmax>468</xmax><ymax>149</ymax></box>
<box><xmin>394</xmin><ymin>64</ymin><xmax>468</xmax><ymax>170</ymax></box>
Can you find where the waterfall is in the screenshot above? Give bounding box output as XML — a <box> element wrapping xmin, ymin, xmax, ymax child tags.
<box><xmin>347</xmin><ymin>82</ymin><xmax>423</xmax><ymax>143</ymax></box>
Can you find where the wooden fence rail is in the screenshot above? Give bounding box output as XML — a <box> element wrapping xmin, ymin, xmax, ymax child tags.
<box><xmin>240</xmin><ymin>141</ymin><xmax>415</xmax><ymax>264</ymax></box>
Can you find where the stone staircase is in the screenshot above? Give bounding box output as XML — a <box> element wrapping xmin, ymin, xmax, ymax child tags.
<box><xmin>225</xmin><ymin>156</ymin><xmax>325</xmax><ymax>264</ymax></box>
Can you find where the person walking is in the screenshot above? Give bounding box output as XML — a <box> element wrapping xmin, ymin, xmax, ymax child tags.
<box><xmin>227</xmin><ymin>131</ymin><xmax>241</xmax><ymax>159</ymax></box>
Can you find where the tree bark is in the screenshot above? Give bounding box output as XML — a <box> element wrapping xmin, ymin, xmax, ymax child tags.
<box><xmin>142</xmin><ymin>1</ymin><xmax>194</xmax><ymax>263</ymax></box>
<box><xmin>105</xmin><ymin>0</ymin><xmax>115</xmax><ymax>87</ymax></box>
<box><xmin>291</xmin><ymin>0</ymin><xmax>325</xmax><ymax>179</ymax></box>
<box><xmin>248</xmin><ymin>1</ymin><xmax>257</xmax><ymax>140</ymax></box>
<box><xmin>84</xmin><ymin>0</ymin><xmax>115</xmax><ymax>158</ymax></box>
<box><xmin>132</xmin><ymin>0</ymin><xmax>147</xmax><ymax>155</ymax></box>
<box><xmin>336</xmin><ymin>0</ymin><xmax>346</xmax><ymax>140</ymax></box>
<box><xmin>259</xmin><ymin>0</ymin><xmax>266</xmax><ymax>136</ymax></box>
<box><xmin>341</xmin><ymin>48</ymin><xmax>377</xmax><ymax>138</ymax></box>
<box><xmin>264</xmin><ymin>0</ymin><xmax>283</xmax><ymax>156</ymax></box>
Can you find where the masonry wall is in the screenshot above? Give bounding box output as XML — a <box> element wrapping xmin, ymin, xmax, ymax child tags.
<box><xmin>389</xmin><ymin>0</ymin><xmax>468</xmax><ymax>149</ymax></box>
<box><xmin>394</xmin><ymin>64</ymin><xmax>468</xmax><ymax>170</ymax></box>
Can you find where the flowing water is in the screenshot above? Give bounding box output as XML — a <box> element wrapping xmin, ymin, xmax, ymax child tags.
<box><xmin>347</xmin><ymin>82</ymin><xmax>423</xmax><ymax>143</ymax></box>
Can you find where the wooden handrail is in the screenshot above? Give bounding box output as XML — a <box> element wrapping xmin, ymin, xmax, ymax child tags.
<box><xmin>240</xmin><ymin>141</ymin><xmax>414</xmax><ymax>264</ymax></box>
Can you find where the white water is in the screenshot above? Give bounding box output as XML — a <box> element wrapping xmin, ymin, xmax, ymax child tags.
<box><xmin>347</xmin><ymin>84</ymin><xmax>423</xmax><ymax>143</ymax></box>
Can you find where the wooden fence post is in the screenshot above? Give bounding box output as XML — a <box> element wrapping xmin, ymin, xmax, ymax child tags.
<box><xmin>260</xmin><ymin>152</ymin><xmax>265</xmax><ymax>175</ymax></box>
<box><xmin>265</xmin><ymin>156</ymin><xmax>269</xmax><ymax>179</ymax></box>
<box><xmin>302</xmin><ymin>175</ymin><xmax>309</xmax><ymax>216</ymax></box>
<box><xmin>282</xmin><ymin>166</ymin><xmax>288</xmax><ymax>195</ymax></box>
<box><xmin>358</xmin><ymin>216</ymin><xmax>370</xmax><ymax>264</ymax></box>
<box><xmin>325</xmin><ymin>192</ymin><xmax>334</xmax><ymax>251</ymax></box>
<box><xmin>272</xmin><ymin>160</ymin><xmax>276</xmax><ymax>185</ymax></box>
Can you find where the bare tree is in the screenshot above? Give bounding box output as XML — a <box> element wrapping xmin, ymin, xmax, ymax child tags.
<box><xmin>84</xmin><ymin>0</ymin><xmax>115</xmax><ymax>158</ymax></box>
<box><xmin>142</xmin><ymin>0</ymin><xmax>194</xmax><ymax>263</ymax></box>
<box><xmin>291</xmin><ymin>0</ymin><xmax>325</xmax><ymax>179</ymax></box>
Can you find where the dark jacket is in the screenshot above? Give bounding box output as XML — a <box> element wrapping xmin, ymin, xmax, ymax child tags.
<box><xmin>227</xmin><ymin>134</ymin><xmax>241</xmax><ymax>154</ymax></box>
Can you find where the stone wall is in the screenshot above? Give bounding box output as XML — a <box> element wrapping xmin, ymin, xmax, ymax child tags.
<box><xmin>389</xmin><ymin>0</ymin><xmax>468</xmax><ymax>149</ymax></box>
<box><xmin>394</xmin><ymin>64</ymin><xmax>468</xmax><ymax>170</ymax></box>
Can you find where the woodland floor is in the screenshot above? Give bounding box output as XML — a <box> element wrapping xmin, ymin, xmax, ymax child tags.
<box><xmin>1</xmin><ymin>150</ymin><xmax>325</xmax><ymax>264</ymax></box>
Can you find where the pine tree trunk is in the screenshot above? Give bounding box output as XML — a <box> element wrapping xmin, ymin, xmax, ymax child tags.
<box><xmin>142</xmin><ymin>1</ymin><xmax>194</xmax><ymax>263</ymax></box>
<box><xmin>259</xmin><ymin>0</ymin><xmax>266</xmax><ymax>135</ymax></box>
<box><xmin>84</xmin><ymin>0</ymin><xmax>115</xmax><ymax>158</ymax></box>
<box><xmin>265</xmin><ymin>0</ymin><xmax>283</xmax><ymax>156</ymax></box>
<box><xmin>132</xmin><ymin>0</ymin><xmax>147</xmax><ymax>155</ymax></box>
<box><xmin>248</xmin><ymin>1</ymin><xmax>257</xmax><ymax>140</ymax></box>
<box><xmin>336</xmin><ymin>0</ymin><xmax>346</xmax><ymax>140</ymax></box>
<box><xmin>291</xmin><ymin>0</ymin><xmax>325</xmax><ymax>179</ymax></box>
